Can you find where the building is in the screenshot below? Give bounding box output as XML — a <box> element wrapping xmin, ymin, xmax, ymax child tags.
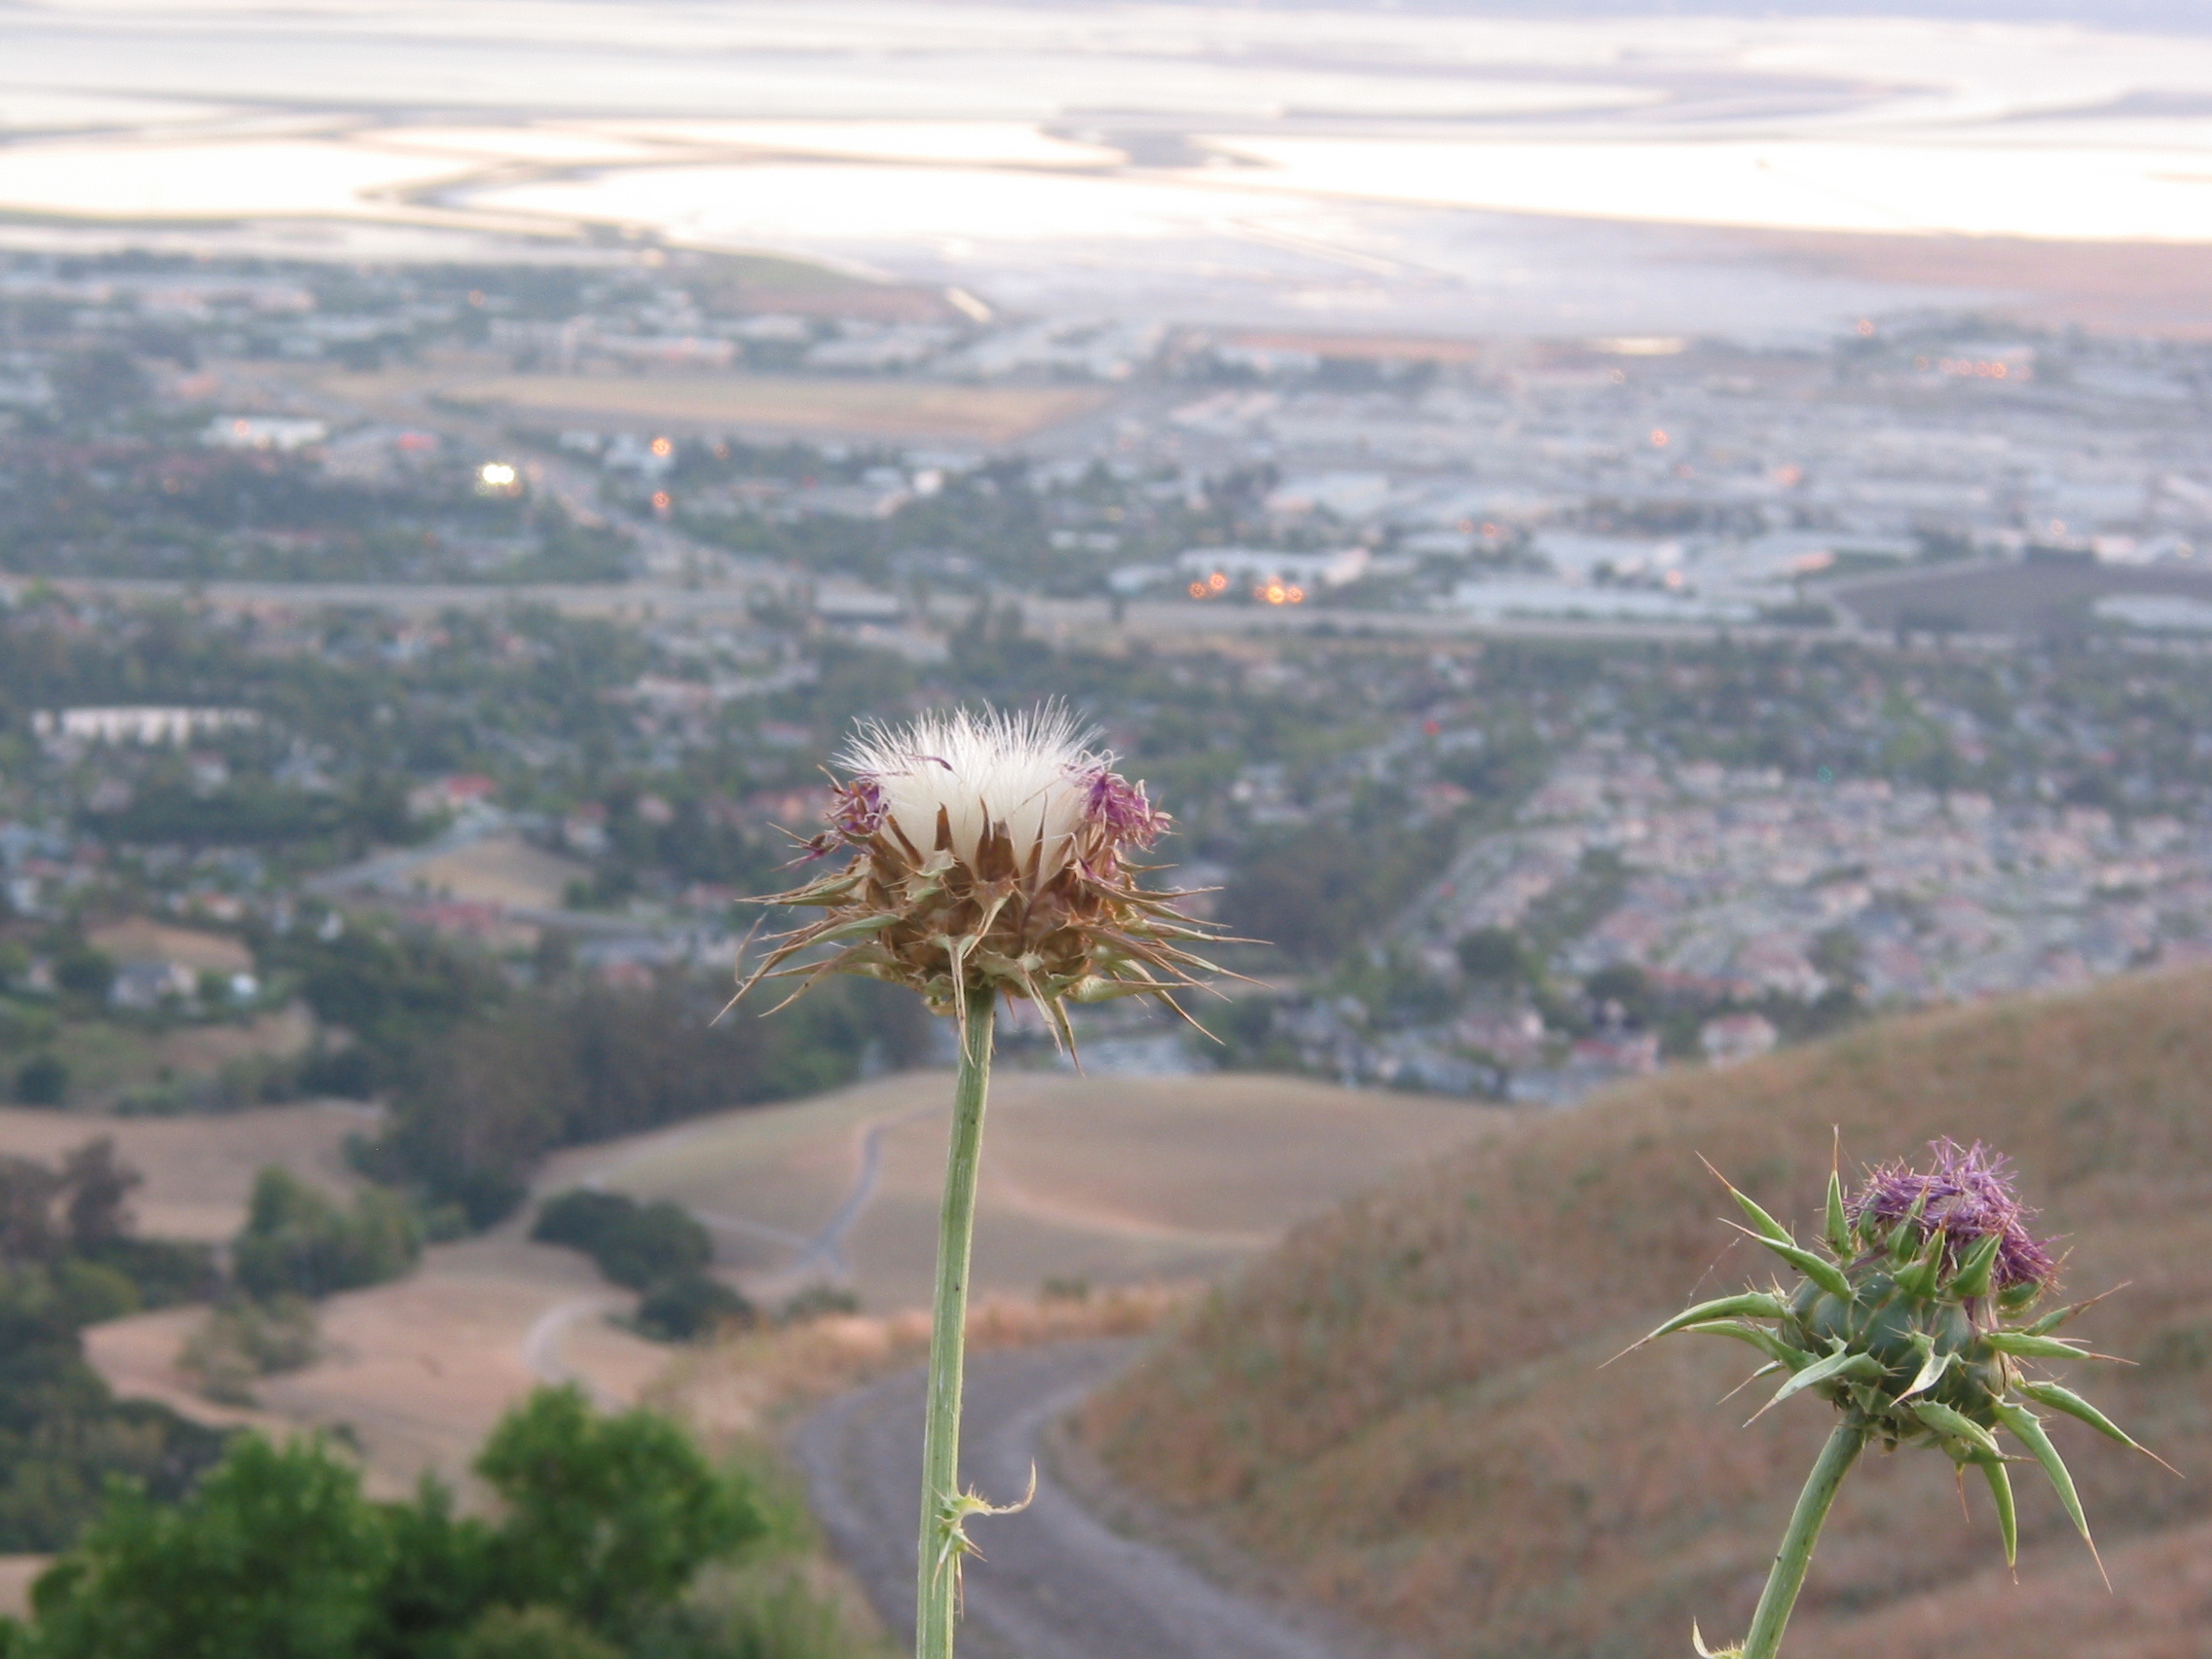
<box><xmin>33</xmin><ymin>707</ymin><xmax>259</xmax><ymax>746</ymax></box>
<box><xmin>202</xmin><ymin>415</ymin><xmax>326</xmax><ymax>452</ymax></box>
<box><xmin>1175</xmin><ymin>546</ymin><xmax>1371</xmax><ymax>590</ymax></box>
<box><xmin>1700</xmin><ymin>1012</ymin><xmax>1780</xmax><ymax>1067</ymax></box>
<box><xmin>90</xmin><ymin>919</ymin><xmax>256</xmax><ymax>1012</ymax></box>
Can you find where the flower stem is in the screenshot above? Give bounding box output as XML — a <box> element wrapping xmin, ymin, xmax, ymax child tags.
<box><xmin>1741</xmin><ymin>1418</ymin><xmax>1866</xmax><ymax>1659</ymax></box>
<box><xmin>916</xmin><ymin>988</ymin><xmax>996</xmax><ymax>1659</ymax></box>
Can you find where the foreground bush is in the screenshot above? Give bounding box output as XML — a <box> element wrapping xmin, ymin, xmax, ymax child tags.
<box><xmin>0</xmin><ymin>1383</ymin><xmax>865</xmax><ymax>1659</ymax></box>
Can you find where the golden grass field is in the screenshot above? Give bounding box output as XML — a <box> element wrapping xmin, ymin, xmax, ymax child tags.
<box><xmin>1080</xmin><ymin>966</ymin><xmax>2212</xmax><ymax>1659</ymax></box>
<box><xmin>57</xmin><ymin>1069</ymin><xmax>1484</xmax><ymax>1505</ymax></box>
<box><xmin>313</xmin><ymin>369</ymin><xmax>1110</xmax><ymax>443</ymax></box>
<box><xmin>0</xmin><ymin>1097</ymin><xmax>371</xmax><ymax>1241</ymax></box>
<box><xmin>544</xmin><ymin>1067</ymin><xmax>1491</xmax><ymax>1313</ymax></box>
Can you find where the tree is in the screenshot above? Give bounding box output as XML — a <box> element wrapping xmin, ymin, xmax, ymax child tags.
<box><xmin>0</xmin><ymin>1161</ymin><xmax>61</xmax><ymax>1262</ymax></box>
<box><xmin>531</xmin><ymin>1191</ymin><xmax>712</xmax><ymax>1292</ymax></box>
<box><xmin>1455</xmin><ymin>927</ymin><xmax>1530</xmax><ymax>986</ymax></box>
<box><xmin>5</xmin><ymin>1387</ymin><xmax>775</xmax><ymax>1657</ymax></box>
<box><xmin>58</xmin><ymin>1140</ymin><xmax>138</xmax><ymax>1250</ymax></box>
<box><xmin>12</xmin><ymin>1057</ymin><xmax>67</xmax><ymax>1109</ymax></box>
<box><xmin>23</xmin><ymin>1435</ymin><xmax>393</xmax><ymax>1659</ymax></box>
<box><xmin>232</xmin><ymin>1166</ymin><xmax>421</xmax><ymax>1301</ymax></box>
<box><xmin>476</xmin><ymin>1385</ymin><xmax>766</xmax><ymax>1636</ymax></box>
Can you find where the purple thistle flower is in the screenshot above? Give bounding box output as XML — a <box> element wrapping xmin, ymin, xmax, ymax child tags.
<box><xmin>1849</xmin><ymin>1138</ymin><xmax>2059</xmax><ymax>1294</ymax></box>
<box><xmin>1079</xmin><ymin>766</ymin><xmax>1169</xmax><ymax>850</ymax></box>
<box><xmin>802</xmin><ymin>775</ymin><xmax>889</xmax><ymax>859</ymax></box>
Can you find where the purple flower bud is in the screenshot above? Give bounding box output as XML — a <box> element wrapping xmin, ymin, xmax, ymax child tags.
<box><xmin>1080</xmin><ymin>766</ymin><xmax>1169</xmax><ymax>850</ymax></box>
<box><xmin>802</xmin><ymin>775</ymin><xmax>889</xmax><ymax>859</ymax></box>
<box><xmin>1850</xmin><ymin>1138</ymin><xmax>2059</xmax><ymax>1294</ymax></box>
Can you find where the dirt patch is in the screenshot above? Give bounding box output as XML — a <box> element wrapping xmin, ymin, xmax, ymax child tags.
<box><xmin>86</xmin><ymin>1230</ymin><xmax>668</xmax><ymax>1500</ymax></box>
<box><xmin>393</xmin><ymin>832</ymin><xmax>590</xmax><ymax>910</ymax></box>
<box><xmin>86</xmin><ymin>919</ymin><xmax>252</xmax><ymax>974</ymax></box>
<box><xmin>0</xmin><ymin>1556</ymin><xmax>47</xmax><ymax>1621</ymax></box>
<box><xmin>317</xmin><ymin>369</ymin><xmax>1108</xmax><ymax>444</ymax></box>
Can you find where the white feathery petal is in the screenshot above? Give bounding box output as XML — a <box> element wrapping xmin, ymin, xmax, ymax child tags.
<box><xmin>840</xmin><ymin>704</ymin><xmax>1101</xmax><ymax>875</ymax></box>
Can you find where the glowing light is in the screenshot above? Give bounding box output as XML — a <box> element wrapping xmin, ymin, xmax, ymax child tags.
<box><xmin>1188</xmin><ymin>581</ymin><xmax>1208</xmax><ymax>600</ymax></box>
<box><xmin>1934</xmin><ymin>357</ymin><xmax>2023</xmax><ymax>381</ymax></box>
<box><xmin>478</xmin><ymin>461</ymin><xmax>517</xmax><ymax>488</ymax></box>
<box><xmin>1286</xmin><ymin>585</ymin><xmax>1306</xmax><ymax>604</ymax></box>
<box><xmin>652</xmin><ymin>491</ymin><xmax>672</xmax><ymax>513</ymax></box>
<box><xmin>1650</xmin><ymin>427</ymin><xmax>1670</xmax><ymax>447</ymax></box>
<box><xmin>650</xmin><ymin>436</ymin><xmax>674</xmax><ymax>457</ymax></box>
<box><xmin>1856</xmin><ymin>318</ymin><xmax>1875</xmax><ymax>336</ymax></box>
<box><xmin>1207</xmin><ymin>571</ymin><xmax>1228</xmax><ymax>592</ymax></box>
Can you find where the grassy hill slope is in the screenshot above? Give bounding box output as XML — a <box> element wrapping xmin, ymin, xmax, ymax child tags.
<box><xmin>1079</xmin><ymin>969</ymin><xmax>2212</xmax><ymax>1659</ymax></box>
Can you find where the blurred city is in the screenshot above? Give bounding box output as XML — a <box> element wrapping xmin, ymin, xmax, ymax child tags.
<box><xmin>0</xmin><ymin>4</ymin><xmax>2209</xmax><ymax>1659</ymax></box>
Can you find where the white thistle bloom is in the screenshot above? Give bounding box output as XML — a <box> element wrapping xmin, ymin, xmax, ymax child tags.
<box><xmin>744</xmin><ymin>701</ymin><xmax>1217</xmax><ymax>1041</ymax></box>
<box><xmin>840</xmin><ymin>704</ymin><xmax>1099</xmax><ymax>878</ymax></box>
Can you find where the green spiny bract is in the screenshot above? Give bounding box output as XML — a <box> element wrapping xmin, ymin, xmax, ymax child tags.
<box><xmin>1635</xmin><ymin>1141</ymin><xmax>2169</xmax><ymax>1577</ymax></box>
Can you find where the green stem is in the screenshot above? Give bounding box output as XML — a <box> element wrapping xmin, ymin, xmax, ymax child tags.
<box><xmin>1740</xmin><ymin>1418</ymin><xmax>1866</xmax><ymax>1659</ymax></box>
<box><xmin>916</xmin><ymin>989</ymin><xmax>996</xmax><ymax>1659</ymax></box>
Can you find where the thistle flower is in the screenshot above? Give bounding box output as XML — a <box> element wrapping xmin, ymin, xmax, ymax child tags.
<box><xmin>734</xmin><ymin>704</ymin><xmax>1230</xmax><ymax>1659</ymax></box>
<box><xmin>742</xmin><ymin>702</ymin><xmax>1220</xmax><ymax>1047</ymax></box>
<box><xmin>1848</xmin><ymin>1138</ymin><xmax>2057</xmax><ymax>1297</ymax></box>
<box><xmin>1631</xmin><ymin>1140</ymin><xmax>2169</xmax><ymax>1659</ymax></box>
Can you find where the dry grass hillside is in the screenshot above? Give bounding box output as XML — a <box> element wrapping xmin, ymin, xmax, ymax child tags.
<box><xmin>80</xmin><ymin>1070</ymin><xmax>1480</xmax><ymax>1501</ymax></box>
<box><xmin>550</xmin><ymin>1068</ymin><xmax>1488</xmax><ymax>1311</ymax></box>
<box><xmin>1079</xmin><ymin>968</ymin><xmax>2212</xmax><ymax>1659</ymax></box>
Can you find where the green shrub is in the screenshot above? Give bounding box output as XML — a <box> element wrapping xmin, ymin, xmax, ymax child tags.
<box><xmin>232</xmin><ymin>1166</ymin><xmax>421</xmax><ymax>1301</ymax></box>
<box><xmin>177</xmin><ymin>1296</ymin><xmax>319</xmax><ymax>1406</ymax></box>
<box><xmin>13</xmin><ymin>1055</ymin><xmax>67</xmax><ymax>1107</ymax></box>
<box><xmin>531</xmin><ymin>1191</ymin><xmax>712</xmax><ymax>1292</ymax></box>
<box><xmin>635</xmin><ymin>1274</ymin><xmax>754</xmax><ymax>1344</ymax></box>
<box><xmin>779</xmin><ymin>1285</ymin><xmax>860</xmax><ymax>1324</ymax></box>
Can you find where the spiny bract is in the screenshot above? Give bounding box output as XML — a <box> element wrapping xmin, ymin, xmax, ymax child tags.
<box><xmin>736</xmin><ymin>703</ymin><xmax>1224</xmax><ymax>1045</ymax></box>
<box><xmin>1636</xmin><ymin>1139</ymin><xmax>2168</xmax><ymax>1577</ymax></box>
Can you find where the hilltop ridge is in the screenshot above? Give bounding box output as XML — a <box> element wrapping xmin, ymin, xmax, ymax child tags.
<box><xmin>1080</xmin><ymin>967</ymin><xmax>2212</xmax><ymax>1659</ymax></box>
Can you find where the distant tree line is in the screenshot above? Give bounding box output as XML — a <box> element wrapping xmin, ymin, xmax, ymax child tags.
<box><xmin>276</xmin><ymin>921</ymin><xmax>927</xmax><ymax>1228</ymax></box>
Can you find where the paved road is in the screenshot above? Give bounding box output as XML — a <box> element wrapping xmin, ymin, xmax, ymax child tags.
<box><xmin>793</xmin><ymin>1341</ymin><xmax>1352</xmax><ymax>1659</ymax></box>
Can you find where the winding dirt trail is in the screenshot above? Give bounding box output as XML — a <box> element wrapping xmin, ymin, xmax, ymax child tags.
<box><xmin>793</xmin><ymin>1342</ymin><xmax>1360</xmax><ymax>1659</ymax></box>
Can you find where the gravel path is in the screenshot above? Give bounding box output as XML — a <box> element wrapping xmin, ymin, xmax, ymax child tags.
<box><xmin>792</xmin><ymin>1340</ymin><xmax>1353</xmax><ymax>1659</ymax></box>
